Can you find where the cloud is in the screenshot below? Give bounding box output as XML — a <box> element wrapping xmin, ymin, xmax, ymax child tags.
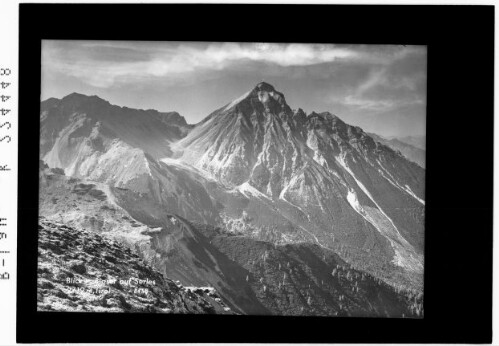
<box><xmin>44</xmin><ymin>41</ymin><xmax>414</xmax><ymax>89</ymax></box>
<box><xmin>325</xmin><ymin>46</ymin><xmax>426</xmax><ymax>113</ymax></box>
<box><xmin>342</xmin><ymin>93</ymin><xmax>424</xmax><ymax>112</ymax></box>
<box><xmin>41</xmin><ymin>41</ymin><xmax>426</xmax><ymax>138</ymax></box>
<box><xmin>197</xmin><ymin>42</ymin><xmax>359</xmax><ymax>67</ymax></box>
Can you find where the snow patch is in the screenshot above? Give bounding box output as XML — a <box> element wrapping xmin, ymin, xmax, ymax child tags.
<box><xmin>144</xmin><ymin>157</ymin><xmax>153</xmax><ymax>178</ymax></box>
<box><xmin>346</xmin><ymin>189</ymin><xmax>361</xmax><ymax>212</ymax></box>
<box><xmin>313</xmin><ymin>152</ymin><xmax>327</xmax><ymax>166</ymax></box>
<box><xmin>234</xmin><ymin>182</ymin><xmax>271</xmax><ymax>201</ymax></box>
<box><xmin>404</xmin><ymin>184</ymin><xmax>425</xmax><ymax>205</ymax></box>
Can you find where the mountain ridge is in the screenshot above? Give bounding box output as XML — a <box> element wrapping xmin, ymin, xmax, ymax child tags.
<box><xmin>42</xmin><ymin>93</ymin><xmax>191</xmax><ymax>126</ymax></box>
<box><xmin>39</xmin><ymin>82</ymin><xmax>426</xmax><ymax>315</ymax></box>
<box><xmin>368</xmin><ymin>132</ymin><xmax>425</xmax><ymax>168</ymax></box>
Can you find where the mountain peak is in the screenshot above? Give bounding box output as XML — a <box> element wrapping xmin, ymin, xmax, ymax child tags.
<box><xmin>41</xmin><ymin>97</ymin><xmax>61</xmax><ymax>109</ymax></box>
<box><xmin>253</xmin><ymin>81</ymin><xmax>276</xmax><ymax>92</ymax></box>
<box><xmin>62</xmin><ymin>92</ymin><xmax>96</xmax><ymax>100</ymax></box>
<box><xmin>222</xmin><ymin>82</ymin><xmax>289</xmax><ymax>114</ymax></box>
<box><xmin>249</xmin><ymin>82</ymin><xmax>289</xmax><ymax>113</ymax></box>
<box><xmin>60</xmin><ymin>92</ymin><xmax>110</xmax><ymax>108</ymax></box>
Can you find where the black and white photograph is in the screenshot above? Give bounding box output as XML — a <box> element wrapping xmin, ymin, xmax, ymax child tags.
<box><xmin>0</xmin><ymin>2</ymin><xmax>486</xmax><ymax>343</ymax></box>
<box><xmin>36</xmin><ymin>41</ymin><xmax>427</xmax><ymax>317</ymax></box>
<box><xmin>37</xmin><ymin>41</ymin><xmax>426</xmax><ymax>317</ymax></box>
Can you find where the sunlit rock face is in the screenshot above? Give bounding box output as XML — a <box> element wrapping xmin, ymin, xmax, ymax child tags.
<box><xmin>173</xmin><ymin>83</ymin><xmax>424</xmax><ymax>277</ymax></box>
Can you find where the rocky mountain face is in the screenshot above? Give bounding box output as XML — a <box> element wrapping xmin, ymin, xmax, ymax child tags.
<box><xmin>173</xmin><ymin>83</ymin><xmax>425</xmax><ymax>286</ymax></box>
<box><xmin>39</xmin><ymin>83</ymin><xmax>425</xmax><ymax>316</ymax></box>
<box><xmin>368</xmin><ymin>132</ymin><xmax>426</xmax><ymax>168</ymax></box>
<box><xmin>41</xmin><ymin>93</ymin><xmax>189</xmax><ymax>161</ymax></box>
<box><xmin>40</xmin><ymin>93</ymin><xmax>220</xmax><ymax>225</ymax></box>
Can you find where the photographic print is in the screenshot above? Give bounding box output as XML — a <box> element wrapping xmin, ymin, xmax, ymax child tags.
<box><xmin>38</xmin><ymin>41</ymin><xmax>426</xmax><ymax>317</ymax></box>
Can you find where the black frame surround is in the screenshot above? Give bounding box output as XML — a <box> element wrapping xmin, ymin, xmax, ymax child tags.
<box><xmin>17</xmin><ymin>4</ymin><xmax>493</xmax><ymax>344</ymax></box>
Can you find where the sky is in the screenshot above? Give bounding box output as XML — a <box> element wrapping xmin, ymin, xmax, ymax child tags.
<box><xmin>41</xmin><ymin>41</ymin><xmax>427</xmax><ymax>138</ymax></box>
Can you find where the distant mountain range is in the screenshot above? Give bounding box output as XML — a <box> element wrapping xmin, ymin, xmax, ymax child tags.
<box><xmin>39</xmin><ymin>82</ymin><xmax>425</xmax><ymax>317</ymax></box>
<box><xmin>368</xmin><ymin>133</ymin><xmax>425</xmax><ymax>168</ymax></box>
<box><xmin>391</xmin><ymin>135</ymin><xmax>425</xmax><ymax>150</ymax></box>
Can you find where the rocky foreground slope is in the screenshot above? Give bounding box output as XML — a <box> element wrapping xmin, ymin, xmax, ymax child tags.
<box><xmin>37</xmin><ymin>217</ymin><xmax>233</xmax><ymax>314</ymax></box>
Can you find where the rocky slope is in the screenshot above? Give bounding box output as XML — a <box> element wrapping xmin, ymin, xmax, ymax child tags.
<box><xmin>41</xmin><ymin>93</ymin><xmax>190</xmax><ymax>161</ymax></box>
<box><xmin>38</xmin><ymin>217</ymin><xmax>233</xmax><ymax>314</ymax></box>
<box><xmin>40</xmin><ymin>94</ymin><xmax>221</xmax><ymax>225</ymax></box>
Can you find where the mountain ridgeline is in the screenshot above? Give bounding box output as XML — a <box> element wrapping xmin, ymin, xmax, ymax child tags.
<box><xmin>39</xmin><ymin>83</ymin><xmax>425</xmax><ymax>317</ymax></box>
<box><xmin>367</xmin><ymin>132</ymin><xmax>425</xmax><ymax>168</ymax></box>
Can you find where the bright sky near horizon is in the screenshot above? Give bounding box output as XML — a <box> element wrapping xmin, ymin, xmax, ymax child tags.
<box><xmin>41</xmin><ymin>40</ymin><xmax>427</xmax><ymax>138</ymax></box>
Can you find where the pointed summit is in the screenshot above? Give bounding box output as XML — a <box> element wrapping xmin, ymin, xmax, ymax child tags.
<box><xmin>250</xmin><ymin>82</ymin><xmax>284</xmax><ymax>101</ymax></box>
<box><xmin>62</xmin><ymin>92</ymin><xmax>107</xmax><ymax>102</ymax></box>
<box><xmin>223</xmin><ymin>82</ymin><xmax>290</xmax><ymax>114</ymax></box>
<box><xmin>60</xmin><ymin>92</ymin><xmax>110</xmax><ymax>110</ymax></box>
<box><xmin>252</xmin><ymin>81</ymin><xmax>277</xmax><ymax>93</ymax></box>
